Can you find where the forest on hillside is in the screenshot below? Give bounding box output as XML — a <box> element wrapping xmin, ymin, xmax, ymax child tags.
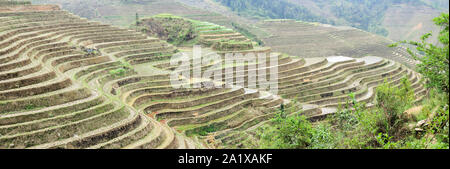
<box><xmin>215</xmin><ymin>0</ymin><xmax>446</xmax><ymax>36</ymax></box>
<box><xmin>215</xmin><ymin>0</ymin><xmax>329</xmax><ymax>23</ymax></box>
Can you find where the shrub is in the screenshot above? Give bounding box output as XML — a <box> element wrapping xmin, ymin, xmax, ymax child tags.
<box><xmin>256</xmin><ymin>109</ymin><xmax>313</xmax><ymax>149</ymax></box>
<box><xmin>25</xmin><ymin>104</ymin><xmax>36</xmax><ymax>110</ymax></box>
<box><xmin>109</xmin><ymin>68</ymin><xmax>126</xmax><ymax>77</ymax></box>
<box><xmin>330</xmin><ymin>93</ymin><xmax>380</xmax><ymax>148</ymax></box>
<box><xmin>376</xmin><ymin>133</ymin><xmax>400</xmax><ymax>149</ymax></box>
<box><xmin>375</xmin><ymin>77</ymin><xmax>414</xmax><ymax>136</ymax></box>
<box><xmin>310</xmin><ymin>123</ymin><xmax>335</xmax><ymax>149</ymax></box>
<box><xmin>139</xmin><ymin>16</ymin><xmax>197</xmax><ymax>46</ymax></box>
<box><xmin>198</xmin><ymin>125</ymin><xmax>218</xmax><ymax>136</ymax></box>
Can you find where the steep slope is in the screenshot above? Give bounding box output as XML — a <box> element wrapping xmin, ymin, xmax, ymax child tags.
<box><xmin>138</xmin><ymin>17</ymin><xmax>426</xmax><ymax>148</ymax></box>
<box><xmin>244</xmin><ymin>20</ymin><xmax>422</xmax><ymax>69</ymax></box>
<box><xmin>2</xmin><ymin>1</ymin><xmax>428</xmax><ymax>149</ymax></box>
<box><xmin>30</xmin><ymin>0</ymin><xmax>447</xmax><ymax>43</ymax></box>
<box><xmin>0</xmin><ymin>2</ymin><xmax>199</xmax><ymax>149</ymax></box>
<box><xmin>30</xmin><ymin>0</ymin><xmax>237</xmax><ymax>28</ymax></box>
<box><xmin>420</xmin><ymin>0</ymin><xmax>449</xmax><ymax>10</ymax></box>
<box><xmin>382</xmin><ymin>3</ymin><xmax>443</xmax><ymax>42</ymax></box>
<box><xmin>215</xmin><ymin>0</ymin><xmax>447</xmax><ymax>40</ymax></box>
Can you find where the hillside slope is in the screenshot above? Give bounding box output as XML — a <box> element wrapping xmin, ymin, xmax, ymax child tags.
<box><xmin>30</xmin><ymin>0</ymin><xmax>447</xmax><ymax>42</ymax></box>
<box><xmin>30</xmin><ymin>0</ymin><xmax>241</xmax><ymax>28</ymax></box>
<box><xmin>245</xmin><ymin>20</ymin><xmax>420</xmax><ymax>68</ymax></box>
<box><xmin>383</xmin><ymin>3</ymin><xmax>442</xmax><ymax>42</ymax></box>
<box><xmin>1</xmin><ymin>1</ymin><xmax>429</xmax><ymax>149</ymax></box>
<box><xmin>215</xmin><ymin>0</ymin><xmax>447</xmax><ymax>41</ymax></box>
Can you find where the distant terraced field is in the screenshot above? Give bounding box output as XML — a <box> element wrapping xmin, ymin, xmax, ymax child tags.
<box><xmin>0</xmin><ymin>1</ymin><xmax>427</xmax><ymax>149</ymax></box>
<box><xmin>248</xmin><ymin>20</ymin><xmax>422</xmax><ymax>69</ymax></box>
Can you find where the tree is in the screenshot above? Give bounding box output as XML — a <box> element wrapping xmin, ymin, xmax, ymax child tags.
<box><xmin>389</xmin><ymin>13</ymin><xmax>449</xmax><ymax>149</ymax></box>
<box><xmin>392</xmin><ymin>13</ymin><xmax>449</xmax><ymax>94</ymax></box>
<box><xmin>375</xmin><ymin>77</ymin><xmax>414</xmax><ymax>135</ymax></box>
<box><xmin>136</xmin><ymin>12</ymin><xmax>140</xmax><ymax>26</ymax></box>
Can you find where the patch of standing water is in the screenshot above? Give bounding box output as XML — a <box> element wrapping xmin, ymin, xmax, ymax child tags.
<box><xmin>244</xmin><ymin>88</ymin><xmax>258</xmax><ymax>94</ymax></box>
<box><xmin>358</xmin><ymin>56</ymin><xmax>383</xmax><ymax>65</ymax></box>
<box><xmin>327</xmin><ymin>56</ymin><xmax>354</xmax><ymax>63</ymax></box>
<box><xmin>321</xmin><ymin>107</ymin><xmax>338</xmax><ymax>115</ymax></box>
<box><xmin>259</xmin><ymin>91</ymin><xmax>281</xmax><ymax>100</ymax></box>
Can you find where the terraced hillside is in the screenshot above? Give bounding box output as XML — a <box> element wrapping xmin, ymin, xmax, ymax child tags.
<box><xmin>0</xmin><ymin>2</ymin><xmax>200</xmax><ymax>149</ymax></box>
<box><xmin>139</xmin><ymin>17</ymin><xmax>427</xmax><ymax>148</ymax></box>
<box><xmin>191</xmin><ymin>20</ymin><xmax>255</xmax><ymax>51</ymax></box>
<box><xmin>29</xmin><ymin>0</ymin><xmax>425</xmax><ymax>69</ymax></box>
<box><xmin>138</xmin><ymin>14</ymin><xmax>255</xmax><ymax>51</ymax></box>
<box><xmin>248</xmin><ymin>20</ymin><xmax>422</xmax><ymax>69</ymax></box>
<box><xmin>30</xmin><ymin>0</ymin><xmax>243</xmax><ymax>28</ymax></box>
<box><xmin>150</xmin><ymin>51</ymin><xmax>426</xmax><ymax>148</ymax></box>
<box><xmin>1</xmin><ymin>2</ymin><xmax>427</xmax><ymax>149</ymax></box>
<box><xmin>383</xmin><ymin>3</ymin><xmax>443</xmax><ymax>43</ymax></box>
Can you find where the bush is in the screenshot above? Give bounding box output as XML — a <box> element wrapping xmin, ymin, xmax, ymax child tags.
<box><xmin>328</xmin><ymin>78</ymin><xmax>416</xmax><ymax>148</ymax></box>
<box><xmin>25</xmin><ymin>104</ymin><xmax>36</xmax><ymax>110</ymax></box>
<box><xmin>139</xmin><ymin>16</ymin><xmax>197</xmax><ymax>46</ymax></box>
<box><xmin>375</xmin><ymin>77</ymin><xmax>414</xmax><ymax>136</ymax></box>
<box><xmin>256</xmin><ymin>109</ymin><xmax>313</xmax><ymax>149</ymax></box>
<box><xmin>109</xmin><ymin>68</ymin><xmax>126</xmax><ymax>77</ymax></box>
<box><xmin>428</xmin><ymin>105</ymin><xmax>449</xmax><ymax>147</ymax></box>
<box><xmin>332</xmin><ymin>94</ymin><xmax>361</xmax><ymax>131</ymax></box>
<box><xmin>198</xmin><ymin>125</ymin><xmax>218</xmax><ymax>136</ymax></box>
<box><xmin>330</xmin><ymin>93</ymin><xmax>380</xmax><ymax>148</ymax></box>
<box><xmin>310</xmin><ymin>123</ymin><xmax>335</xmax><ymax>149</ymax></box>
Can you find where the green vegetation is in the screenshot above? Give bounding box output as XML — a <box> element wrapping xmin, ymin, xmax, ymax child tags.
<box><xmin>135</xmin><ymin>12</ymin><xmax>140</xmax><ymax>29</ymax></box>
<box><xmin>137</xmin><ymin>14</ymin><xmax>256</xmax><ymax>50</ymax></box>
<box><xmin>109</xmin><ymin>68</ymin><xmax>127</xmax><ymax>77</ymax></box>
<box><xmin>231</xmin><ymin>23</ymin><xmax>264</xmax><ymax>46</ymax></box>
<box><xmin>252</xmin><ymin>78</ymin><xmax>447</xmax><ymax>149</ymax></box>
<box><xmin>215</xmin><ymin>0</ymin><xmax>329</xmax><ymax>23</ymax></box>
<box><xmin>111</xmin><ymin>67</ymin><xmax>135</xmax><ymax>79</ymax></box>
<box><xmin>216</xmin><ymin>0</ymin><xmax>438</xmax><ymax>36</ymax></box>
<box><xmin>24</xmin><ymin>104</ymin><xmax>37</xmax><ymax>110</ymax></box>
<box><xmin>211</xmin><ymin>40</ymin><xmax>253</xmax><ymax>51</ymax></box>
<box><xmin>3</xmin><ymin>0</ymin><xmax>447</xmax><ymax>150</ymax></box>
<box><xmin>393</xmin><ymin>13</ymin><xmax>449</xmax><ymax>93</ymax></box>
<box><xmin>256</xmin><ymin>112</ymin><xmax>313</xmax><ymax>149</ymax></box>
<box><xmin>373</xmin><ymin>77</ymin><xmax>415</xmax><ymax>138</ymax></box>
<box><xmin>196</xmin><ymin>125</ymin><xmax>219</xmax><ymax>136</ymax></box>
<box><xmin>138</xmin><ymin>14</ymin><xmax>198</xmax><ymax>46</ymax></box>
<box><xmin>328</xmin><ymin>0</ymin><xmax>403</xmax><ymax>36</ymax></box>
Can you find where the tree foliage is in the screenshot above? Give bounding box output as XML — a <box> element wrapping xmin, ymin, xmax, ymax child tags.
<box><xmin>215</xmin><ymin>0</ymin><xmax>329</xmax><ymax>23</ymax></box>
<box><xmin>216</xmin><ymin>0</ymin><xmax>430</xmax><ymax>36</ymax></box>
<box><xmin>375</xmin><ymin>77</ymin><xmax>414</xmax><ymax>136</ymax></box>
<box><xmin>393</xmin><ymin>13</ymin><xmax>449</xmax><ymax>94</ymax></box>
<box><xmin>257</xmin><ymin>110</ymin><xmax>313</xmax><ymax>149</ymax></box>
<box><xmin>138</xmin><ymin>15</ymin><xmax>197</xmax><ymax>46</ymax></box>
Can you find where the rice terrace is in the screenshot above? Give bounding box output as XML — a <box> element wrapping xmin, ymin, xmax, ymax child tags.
<box><xmin>0</xmin><ymin>0</ymin><xmax>448</xmax><ymax>151</ymax></box>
